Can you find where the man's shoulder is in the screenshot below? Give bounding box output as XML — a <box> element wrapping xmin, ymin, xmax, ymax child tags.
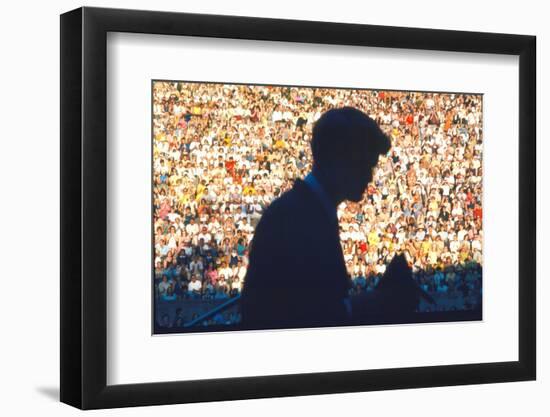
<box><xmin>263</xmin><ymin>179</ymin><xmax>314</xmax><ymax>218</ymax></box>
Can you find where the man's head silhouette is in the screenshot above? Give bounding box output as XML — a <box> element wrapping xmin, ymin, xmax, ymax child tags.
<box><xmin>311</xmin><ymin>107</ymin><xmax>391</xmax><ymax>203</ymax></box>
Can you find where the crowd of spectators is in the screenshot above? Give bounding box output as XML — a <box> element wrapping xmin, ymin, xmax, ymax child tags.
<box><xmin>153</xmin><ymin>81</ymin><xmax>483</xmax><ymax>317</ymax></box>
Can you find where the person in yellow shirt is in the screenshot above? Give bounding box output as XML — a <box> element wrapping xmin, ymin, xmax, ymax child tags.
<box><xmin>459</xmin><ymin>247</ymin><xmax>470</xmax><ymax>263</ymax></box>
<box><xmin>195</xmin><ymin>181</ymin><xmax>206</xmax><ymax>201</ymax></box>
<box><xmin>428</xmin><ymin>198</ymin><xmax>439</xmax><ymax>213</ymax></box>
<box><xmin>427</xmin><ymin>242</ymin><xmax>439</xmax><ymax>266</ymax></box>
<box><xmin>421</xmin><ymin>238</ymin><xmax>431</xmax><ymax>256</ymax></box>
<box><xmin>367</xmin><ymin>230</ymin><xmax>380</xmax><ymax>248</ymax></box>
<box><xmin>391</xmin><ymin>126</ymin><xmax>399</xmax><ymax>139</ymax></box>
<box><xmin>274</xmin><ymin>138</ymin><xmax>287</xmax><ymax>149</ymax></box>
<box><xmin>243</xmin><ymin>184</ymin><xmax>256</xmax><ymax>196</ymax></box>
<box><xmin>388</xmin><ymin>237</ymin><xmax>399</xmax><ymax>253</ymax></box>
<box><xmin>178</xmin><ymin>192</ymin><xmax>190</xmax><ymax>206</ymax></box>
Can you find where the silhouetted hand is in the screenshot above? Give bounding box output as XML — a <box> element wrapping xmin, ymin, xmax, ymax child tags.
<box><xmin>351</xmin><ymin>253</ymin><xmax>435</xmax><ymax>321</ymax></box>
<box><xmin>376</xmin><ymin>253</ymin><xmax>433</xmax><ymax>315</ymax></box>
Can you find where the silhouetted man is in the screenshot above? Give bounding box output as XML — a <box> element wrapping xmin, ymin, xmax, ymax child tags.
<box><xmin>241</xmin><ymin>107</ymin><xmax>392</xmax><ymax>329</ymax></box>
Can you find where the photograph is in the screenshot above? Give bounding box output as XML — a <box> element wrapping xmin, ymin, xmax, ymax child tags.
<box><xmin>49</xmin><ymin>1</ymin><xmax>537</xmax><ymax>412</ymax></box>
<box><xmin>152</xmin><ymin>81</ymin><xmax>484</xmax><ymax>334</ymax></box>
<box><xmin>0</xmin><ymin>0</ymin><xmax>543</xmax><ymax>413</ymax></box>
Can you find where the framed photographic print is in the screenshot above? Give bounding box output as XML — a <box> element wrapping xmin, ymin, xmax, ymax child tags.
<box><xmin>60</xmin><ymin>6</ymin><xmax>536</xmax><ymax>409</ymax></box>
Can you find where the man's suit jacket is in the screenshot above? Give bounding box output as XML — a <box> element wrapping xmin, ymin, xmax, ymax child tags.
<box><xmin>240</xmin><ymin>178</ymin><xmax>351</xmax><ymax>329</ymax></box>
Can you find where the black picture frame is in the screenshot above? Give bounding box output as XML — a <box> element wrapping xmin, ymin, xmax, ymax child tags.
<box><xmin>60</xmin><ymin>6</ymin><xmax>536</xmax><ymax>410</ymax></box>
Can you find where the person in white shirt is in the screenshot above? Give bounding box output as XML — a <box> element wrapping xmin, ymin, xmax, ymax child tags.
<box><xmin>197</xmin><ymin>226</ymin><xmax>211</xmax><ymax>244</ymax></box>
<box><xmin>185</xmin><ymin>218</ymin><xmax>199</xmax><ymax>235</ymax></box>
<box><xmin>375</xmin><ymin>259</ymin><xmax>387</xmax><ymax>275</ymax></box>
<box><xmin>219</xmin><ymin>262</ymin><xmax>233</xmax><ymax>280</ymax></box>
<box><xmin>187</xmin><ymin>275</ymin><xmax>202</xmax><ymax>298</ymax></box>
<box><xmin>157</xmin><ymin>275</ymin><xmax>171</xmax><ymax>297</ymax></box>
<box><xmin>236</xmin><ymin>260</ymin><xmax>247</xmax><ymax>281</ymax></box>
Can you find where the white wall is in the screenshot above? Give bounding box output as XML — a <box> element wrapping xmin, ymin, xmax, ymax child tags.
<box><xmin>0</xmin><ymin>0</ymin><xmax>545</xmax><ymax>415</ymax></box>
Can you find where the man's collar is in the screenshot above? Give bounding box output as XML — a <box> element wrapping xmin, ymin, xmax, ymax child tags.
<box><xmin>303</xmin><ymin>172</ymin><xmax>338</xmax><ymax>226</ymax></box>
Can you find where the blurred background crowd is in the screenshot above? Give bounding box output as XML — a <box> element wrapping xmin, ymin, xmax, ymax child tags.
<box><xmin>152</xmin><ymin>81</ymin><xmax>483</xmax><ymax>326</ymax></box>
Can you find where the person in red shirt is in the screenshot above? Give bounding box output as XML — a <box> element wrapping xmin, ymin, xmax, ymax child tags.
<box><xmin>473</xmin><ymin>203</ymin><xmax>482</xmax><ymax>221</ymax></box>
<box><xmin>224</xmin><ymin>155</ymin><xmax>236</xmax><ymax>176</ymax></box>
